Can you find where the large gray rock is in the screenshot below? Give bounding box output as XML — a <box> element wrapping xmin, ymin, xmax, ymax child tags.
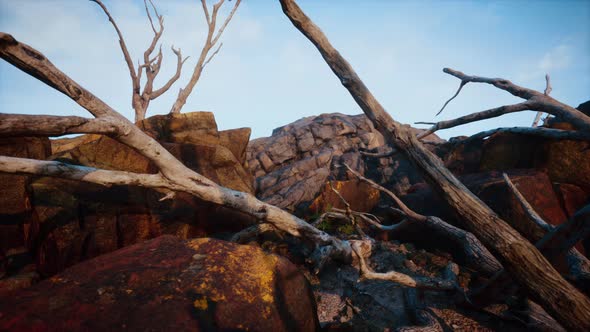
<box><xmin>247</xmin><ymin>113</ymin><xmax>445</xmax><ymax>213</ymax></box>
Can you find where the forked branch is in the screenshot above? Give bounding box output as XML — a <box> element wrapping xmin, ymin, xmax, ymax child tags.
<box><xmin>169</xmin><ymin>0</ymin><xmax>242</xmax><ymax>115</ymax></box>
<box><xmin>279</xmin><ymin>1</ymin><xmax>590</xmax><ymax>329</ymax></box>
<box><xmin>417</xmin><ymin>69</ymin><xmax>590</xmax><ymax>140</ymax></box>
<box><xmin>351</xmin><ymin>240</ymin><xmax>459</xmax><ymax>291</ymax></box>
<box><xmin>339</xmin><ymin>163</ymin><xmax>501</xmax><ymax>275</ymax></box>
<box><xmin>0</xmin><ymin>31</ymin><xmax>351</xmax><ymax>267</ymax></box>
<box><xmin>92</xmin><ymin>0</ymin><xmax>189</xmax><ymax>121</ymax></box>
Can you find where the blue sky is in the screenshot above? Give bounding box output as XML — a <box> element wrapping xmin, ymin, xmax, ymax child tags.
<box><xmin>0</xmin><ymin>0</ymin><xmax>589</xmax><ymax>139</ymax></box>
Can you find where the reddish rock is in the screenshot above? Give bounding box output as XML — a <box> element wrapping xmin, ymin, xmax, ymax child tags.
<box><xmin>0</xmin><ymin>137</ymin><xmax>50</xmax><ymax>276</ymax></box>
<box><xmin>401</xmin><ymin>170</ymin><xmax>568</xmax><ymax>244</ymax></box>
<box><xmin>163</xmin><ymin>142</ymin><xmax>254</xmax><ymax>194</ymax></box>
<box><xmin>479</xmin><ymin>133</ymin><xmax>542</xmax><ymax>172</ymax></box>
<box><xmin>456</xmin><ymin>119</ymin><xmax>590</xmax><ymax>194</ymax></box>
<box><xmin>308</xmin><ymin>180</ymin><xmax>381</xmax><ymax>215</ymax></box>
<box><xmin>52</xmin><ymin>136</ymin><xmax>253</xmax><ymax>194</ymax></box>
<box><xmin>50</xmin><ymin>134</ymin><xmax>101</xmax><ymax>155</ymax></box>
<box><xmin>55</xmin><ymin>135</ymin><xmax>156</xmax><ymax>174</ymax></box>
<box><xmin>553</xmin><ymin>183</ymin><xmax>590</xmax><ymax>218</ymax></box>
<box><xmin>28</xmin><ymin>176</ymin><xmax>256</xmax><ymax>277</ymax></box>
<box><xmin>0</xmin><ymin>271</ymin><xmax>39</xmax><ymax>296</ymax></box>
<box><xmin>441</xmin><ymin>138</ymin><xmax>484</xmax><ymax>175</ymax></box>
<box><xmin>0</xmin><ymin>236</ymin><xmax>319</xmax><ymax>332</ymax></box>
<box><xmin>535</xmin><ymin>121</ymin><xmax>590</xmax><ymax>192</ymax></box>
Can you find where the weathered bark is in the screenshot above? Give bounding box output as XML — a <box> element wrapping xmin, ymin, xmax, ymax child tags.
<box><xmin>0</xmin><ymin>113</ymin><xmax>119</xmax><ymax>137</ymax></box>
<box><xmin>279</xmin><ymin>1</ymin><xmax>590</xmax><ymax>329</ymax></box>
<box><xmin>0</xmin><ymin>31</ymin><xmax>351</xmax><ymax>265</ymax></box>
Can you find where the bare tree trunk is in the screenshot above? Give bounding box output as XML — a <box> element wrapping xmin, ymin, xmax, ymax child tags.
<box><xmin>279</xmin><ymin>1</ymin><xmax>590</xmax><ymax>330</ymax></box>
<box><xmin>0</xmin><ymin>31</ymin><xmax>351</xmax><ymax>267</ymax></box>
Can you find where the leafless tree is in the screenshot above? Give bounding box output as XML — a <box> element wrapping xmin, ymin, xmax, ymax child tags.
<box><xmin>92</xmin><ymin>0</ymin><xmax>241</xmax><ymax>122</ymax></box>
<box><xmin>1</xmin><ymin>0</ymin><xmax>590</xmax><ymax>330</ymax></box>
<box><xmin>279</xmin><ymin>0</ymin><xmax>590</xmax><ymax>330</ymax></box>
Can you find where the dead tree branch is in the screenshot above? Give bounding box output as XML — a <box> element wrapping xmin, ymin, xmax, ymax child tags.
<box><xmin>503</xmin><ymin>173</ymin><xmax>552</xmax><ymax>231</ymax></box>
<box><xmin>0</xmin><ymin>114</ymin><xmax>119</xmax><ymax>137</ymax></box>
<box><xmin>474</xmin><ymin>178</ymin><xmax>590</xmax><ymax>298</ymax></box>
<box><xmin>418</xmin><ymin>69</ymin><xmax>590</xmax><ymax>139</ymax></box>
<box><xmin>417</xmin><ymin>103</ymin><xmax>531</xmax><ymax>139</ymax></box>
<box><xmin>92</xmin><ymin>0</ymin><xmax>188</xmax><ymax>121</ymax></box>
<box><xmin>169</xmin><ymin>0</ymin><xmax>241</xmax><ymax>115</ymax></box>
<box><xmin>359</xmin><ymin>148</ymin><xmax>398</xmax><ymax>158</ymax></box>
<box><xmin>436</xmin><ymin>80</ymin><xmax>467</xmax><ymax>116</ymax></box>
<box><xmin>537</xmin><ymin>205</ymin><xmax>590</xmax><ymax>266</ymax></box>
<box><xmin>451</xmin><ymin>126</ymin><xmax>590</xmax><ymax>146</ymax></box>
<box><xmin>340</xmin><ymin>163</ymin><xmax>501</xmax><ymax>276</ymax></box>
<box><xmin>279</xmin><ymin>1</ymin><xmax>590</xmax><ymax>329</ymax></box>
<box><xmin>532</xmin><ymin>74</ymin><xmax>552</xmax><ymax>127</ymax></box>
<box><xmin>351</xmin><ymin>240</ymin><xmax>459</xmax><ymax>291</ymax></box>
<box><xmin>328</xmin><ymin>181</ymin><xmax>367</xmax><ymax>238</ymax></box>
<box><xmin>0</xmin><ymin>31</ymin><xmax>351</xmax><ymax>268</ymax></box>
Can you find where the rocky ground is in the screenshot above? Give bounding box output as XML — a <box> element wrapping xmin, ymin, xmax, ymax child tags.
<box><xmin>1</xmin><ymin>104</ymin><xmax>589</xmax><ymax>330</ymax></box>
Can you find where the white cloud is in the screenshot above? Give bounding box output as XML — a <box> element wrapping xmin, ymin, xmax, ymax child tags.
<box><xmin>539</xmin><ymin>44</ymin><xmax>572</xmax><ymax>72</ymax></box>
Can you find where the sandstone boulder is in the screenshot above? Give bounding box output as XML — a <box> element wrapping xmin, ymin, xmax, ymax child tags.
<box><xmin>137</xmin><ymin>111</ymin><xmax>220</xmax><ymax>146</ymax></box>
<box><xmin>0</xmin><ymin>137</ymin><xmax>50</xmax><ymax>286</ymax></box>
<box><xmin>401</xmin><ymin>170</ymin><xmax>581</xmax><ymax>254</ymax></box>
<box><xmin>29</xmin><ymin>175</ymin><xmax>256</xmax><ymax>277</ymax></box>
<box><xmin>218</xmin><ymin>127</ymin><xmax>252</xmax><ymax>166</ymax></box>
<box><xmin>535</xmin><ymin>121</ymin><xmax>590</xmax><ymax>192</ymax></box>
<box><xmin>0</xmin><ymin>235</ymin><xmax>319</xmax><ymax>332</ymax></box>
<box><xmin>1</xmin><ymin>112</ymin><xmax>256</xmax><ymax>279</ymax></box>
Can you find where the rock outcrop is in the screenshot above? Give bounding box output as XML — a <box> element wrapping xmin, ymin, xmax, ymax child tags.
<box><xmin>401</xmin><ymin>169</ymin><xmax>586</xmax><ymax>255</ymax></box>
<box><xmin>0</xmin><ymin>112</ymin><xmax>256</xmax><ymax>285</ymax></box>
<box><xmin>0</xmin><ymin>235</ymin><xmax>319</xmax><ymax>332</ymax></box>
<box><xmin>247</xmin><ymin>113</ymin><xmax>444</xmax><ymax>214</ymax></box>
<box><xmin>0</xmin><ymin>137</ymin><xmax>51</xmax><ymax>293</ymax></box>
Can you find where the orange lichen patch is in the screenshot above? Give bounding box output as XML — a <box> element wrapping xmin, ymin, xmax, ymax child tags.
<box><xmin>189</xmin><ymin>238</ymin><xmax>211</xmax><ymax>247</ymax></box>
<box><xmin>188</xmin><ymin>238</ymin><xmax>279</xmax><ymax>309</ymax></box>
<box><xmin>0</xmin><ymin>236</ymin><xmax>319</xmax><ymax>331</ymax></box>
<box><xmin>193</xmin><ymin>297</ymin><xmax>208</xmax><ymax>311</ymax></box>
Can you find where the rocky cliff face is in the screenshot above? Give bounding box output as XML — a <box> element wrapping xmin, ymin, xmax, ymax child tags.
<box><xmin>1</xmin><ymin>107</ymin><xmax>589</xmax><ymax>330</ymax></box>
<box><xmin>246</xmin><ymin>111</ymin><xmax>590</xmax><ymax>253</ymax></box>
<box><xmin>0</xmin><ymin>112</ymin><xmax>256</xmax><ymax>289</ymax></box>
<box><xmin>246</xmin><ymin>113</ymin><xmax>444</xmax><ymax>215</ymax></box>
